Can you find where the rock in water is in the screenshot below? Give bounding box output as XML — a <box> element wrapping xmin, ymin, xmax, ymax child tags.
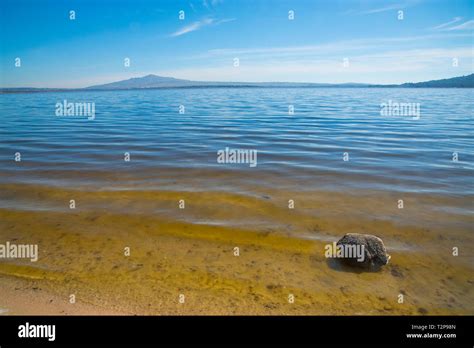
<box><xmin>336</xmin><ymin>233</ymin><xmax>390</xmax><ymax>269</ymax></box>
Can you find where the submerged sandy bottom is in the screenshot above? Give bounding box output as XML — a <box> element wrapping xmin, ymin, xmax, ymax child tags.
<box><xmin>0</xmin><ymin>179</ymin><xmax>472</xmax><ymax>315</ymax></box>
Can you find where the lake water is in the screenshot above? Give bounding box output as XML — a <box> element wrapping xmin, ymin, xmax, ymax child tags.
<box><xmin>1</xmin><ymin>88</ymin><xmax>472</xmax><ymax>196</ymax></box>
<box><xmin>1</xmin><ymin>87</ymin><xmax>473</xmax><ymax>315</ymax></box>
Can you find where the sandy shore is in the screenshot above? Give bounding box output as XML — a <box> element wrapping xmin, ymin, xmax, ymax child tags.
<box><xmin>0</xmin><ymin>276</ymin><xmax>125</xmax><ymax>315</ymax></box>
<box><xmin>0</xmin><ymin>183</ymin><xmax>472</xmax><ymax>315</ymax></box>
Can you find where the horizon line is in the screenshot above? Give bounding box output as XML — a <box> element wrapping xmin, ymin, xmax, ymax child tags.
<box><xmin>1</xmin><ymin>73</ymin><xmax>473</xmax><ymax>90</ymax></box>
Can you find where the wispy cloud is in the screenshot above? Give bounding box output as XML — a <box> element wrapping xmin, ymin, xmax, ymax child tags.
<box><xmin>359</xmin><ymin>3</ymin><xmax>405</xmax><ymax>14</ymax></box>
<box><xmin>170</xmin><ymin>18</ymin><xmax>214</xmax><ymax>37</ymax></box>
<box><xmin>431</xmin><ymin>18</ymin><xmax>474</xmax><ymax>31</ymax></box>
<box><xmin>344</xmin><ymin>0</ymin><xmax>429</xmax><ymax>16</ymax></box>
<box><xmin>344</xmin><ymin>2</ymin><xmax>408</xmax><ymax>15</ymax></box>
<box><xmin>170</xmin><ymin>17</ymin><xmax>235</xmax><ymax>37</ymax></box>
<box><xmin>431</xmin><ymin>17</ymin><xmax>463</xmax><ymax>30</ymax></box>
<box><xmin>214</xmin><ymin>18</ymin><xmax>236</xmax><ymax>25</ymax></box>
<box><xmin>447</xmin><ymin>19</ymin><xmax>474</xmax><ymax>31</ymax></box>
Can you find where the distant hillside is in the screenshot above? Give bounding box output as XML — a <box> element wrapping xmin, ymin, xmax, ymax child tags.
<box><xmin>399</xmin><ymin>74</ymin><xmax>474</xmax><ymax>88</ymax></box>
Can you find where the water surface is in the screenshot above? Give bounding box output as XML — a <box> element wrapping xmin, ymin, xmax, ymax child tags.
<box><xmin>0</xmin><ymin>88</ymin><xmax>472</xmax><ymax>196</ymax></box>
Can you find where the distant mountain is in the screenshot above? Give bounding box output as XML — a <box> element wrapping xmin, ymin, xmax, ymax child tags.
<box><xmin>1</xmin><ymin>74</ymin><xmax>473</xmax><ymax>93</ymax></box>
<box><xmin>86</xmin><ymin>74</ymin><xmax>197</xmax><ymax>89</ymax></box>
<box><xmin>398</xmin><ymin>74</ymin><xmax>474</xmax><ymax>88</ymax></box>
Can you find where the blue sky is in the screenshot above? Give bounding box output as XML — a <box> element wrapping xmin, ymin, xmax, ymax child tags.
<box><xmin>0</xmin><ymin>0</ymin><xmax>472</xmax><ymax>87</ymax></box>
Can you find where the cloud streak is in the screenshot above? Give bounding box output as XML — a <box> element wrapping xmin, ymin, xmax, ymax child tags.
<box><xmin>344</xmin><ymin>0</ymin><xmax>428</xmax><ymax>16</ymax></box>
<box><xmin>431</xmin><ymin>17</ymin><xmax>463</xmax><ymax>30</ymax></box>
<box><xmin>431</xmin><ymin>17</ymin><xmax>474</xmax><ymax>31</ymax></box>
<box><xmin>170</xmin><ymin>18</ymin><xmax>214</xmax><ymax>37</ymax></box>
<box><xmin>170</xmin><ymin>17</ymin><xmax>235</xmax><ymax>37</ymax></box>
<box><xmin>447</xmin><ymin>19</ymin><xmax>474</xmax><ymax>31</ymax></box>
<box><xmin>343</xmin><ymin>2</ymin><xmax>409</xmax><ymax>15</ymax></box>
<box><xmin>358</xmin><ymin>3</ymin><xmax>405</xmax><ymax>14</ymax></box>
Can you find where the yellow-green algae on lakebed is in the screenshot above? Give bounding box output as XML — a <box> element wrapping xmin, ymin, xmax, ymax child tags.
<box><xmin>0</xmin><ymin>183</ymin><xmax>473</xmax><ymax>315</ymax></box>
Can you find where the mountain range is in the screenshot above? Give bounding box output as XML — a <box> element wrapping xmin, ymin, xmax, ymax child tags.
<box><xmin>85</xmin><ymin>74</ymin><xmax>373</xmax><ymax>89</ymax></box>
<box><xmin>1</xmin><ymin>74</ymin><xmax>473</xmax><ymax>93</ymax></box>
<box><xmin>87</xmin><ymin>73</ymin><xmax>474</xmax><ymax>89</ymax></box>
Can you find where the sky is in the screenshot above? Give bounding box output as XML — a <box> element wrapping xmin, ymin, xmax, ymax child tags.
<box><xmin>0</xmin><ymin>0</ymin><xmax>473</xmax><ymax>87</ymax></box>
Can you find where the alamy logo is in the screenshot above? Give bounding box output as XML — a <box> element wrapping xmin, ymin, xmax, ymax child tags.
<box><xmin>380</xmin><ymin>100</ymin><xmax>420</xmax><ymax>120</ymax></box>
<box><xmin>55</xmin><ymin>99</ymin><xmax>95</xmax><ymax>120</ymax></box>
<box><xmin>325</xmin><ymin>242</ymin><xmax>365</xmax><ymax>262</ymax></box>
<box><xmin>217</xmin><ymin>147</ymin><xmax>258</xmax><ymax>168</ymax></box>
<box><xmin>18</xmin><ymin>322</ymin><xmax>56</xmax><ymax>341</ymax></box>
<box><xmin>0</xmin><ymin>241</ymin><xmax>38</xmax><ymax>262</ymax></box>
